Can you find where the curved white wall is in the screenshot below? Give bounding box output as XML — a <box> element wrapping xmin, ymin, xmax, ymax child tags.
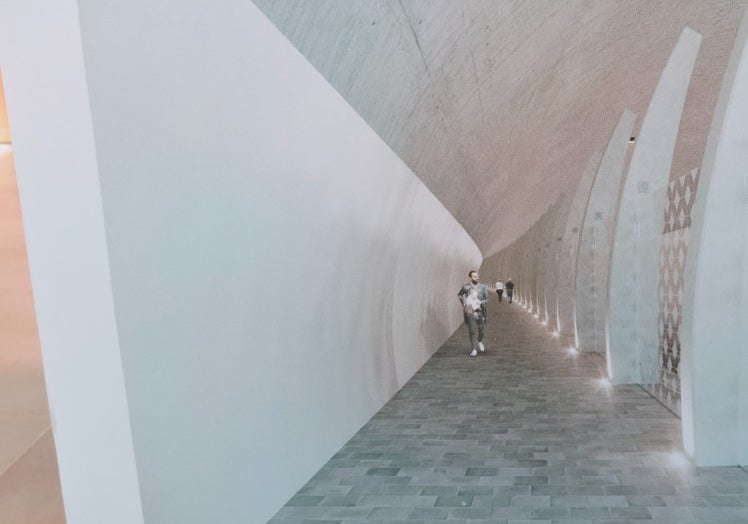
<box><xmin>84</xmin><ymin>2</ymin><xmax>479</xmax><ymax>522</ymax></box>
<box><xmin>2</xmin><ymin>1</ymin><xmax>480</xmax><ymax>522</ymax></box>
<box><xmin>681</xmin><ymin>10</ymin><xmax>748</xmax><ymax>466</ymax></box>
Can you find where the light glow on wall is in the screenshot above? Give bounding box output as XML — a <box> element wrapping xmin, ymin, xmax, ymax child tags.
<box><xmin>0</xmin><ymin>71</ymin><xmax>9</xmax><ymax>143</ymax></box>
<box><xmin>668</xmin><ymin>450</ymin><xmax>691</xmax><ymax>468</ymax></box>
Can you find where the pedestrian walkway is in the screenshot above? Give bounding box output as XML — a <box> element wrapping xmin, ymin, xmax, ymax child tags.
<box><xmin>269</xmin><ymin>302</ymin><xmax>748</xmax><ymax>523</ymax></box>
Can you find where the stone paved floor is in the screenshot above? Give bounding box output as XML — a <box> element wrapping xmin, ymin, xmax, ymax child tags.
<box><xmin>269</xmin><ymin>301</ymin><xmax>748</xmax><ymax>523</ymax></box>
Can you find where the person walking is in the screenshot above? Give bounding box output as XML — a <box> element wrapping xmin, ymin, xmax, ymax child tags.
<box><xmin>504</xmin><ymin>277</ymin><xmax>514</xmax><ymax>303</ymax></box>
<box><xmin>495</xmin><ymin>279</ymin><xmax>504</xmax><ymax>303</ymax></box>
<box><xmin>458</xmin><ymin>270</ymin><xmax>489</xmax><ymax>357</ymax></box>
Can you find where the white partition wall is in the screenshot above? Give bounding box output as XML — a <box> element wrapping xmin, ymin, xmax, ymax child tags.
<box><xmin>607</xmin><ymin>28</ymin><xmax>702</xmax><ymax>384</ymax></box>
<box><xmin>1</xmin><ymin>1</ymin><xmax>480</xmax><ymax>522</ymax></box>
<box><xmin>0</xmin><ymin>2</ymin><xmax>145</xmax><ymax>523</ymax></box>
<box><xmin>681</xmin><ymin>11</ymin><xmax>748</xmax><ymax>466</ymax></box>
<box><xmin>575</xmin><ymin>111</ymin><xmax>636</xmax><ymax>353</ymax></box>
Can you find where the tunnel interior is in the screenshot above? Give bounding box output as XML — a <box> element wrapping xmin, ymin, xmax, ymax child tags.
<box><xmin>0</xmin><ymin>1</ymin><xmax>747</xmax><ymax>523</ymax></box>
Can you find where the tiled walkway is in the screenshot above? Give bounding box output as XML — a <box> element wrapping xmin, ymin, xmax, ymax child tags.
<box><xmin>270</xmin><ymin>302</ymin><xmax>748</xmax><ymax>523</ymax></box>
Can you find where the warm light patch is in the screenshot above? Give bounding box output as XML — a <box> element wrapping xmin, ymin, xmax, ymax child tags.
<box><xmin>0</xmin><ymin>71</ymin><xmax>10</xmax><ymax>143</ymax></box>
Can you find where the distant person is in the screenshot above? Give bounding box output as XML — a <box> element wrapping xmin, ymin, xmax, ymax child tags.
<box><xmin>458</xmin><ymin>270</ymin><xmax>489</xmax><ymax>357</ymax></box>
<box><xmin>504</xmin><ymin>277</ymin><xmax>514</xmax><ymax>303</ymax></box>
<box><xmin>495</xmin><ymin>279</ymin><xmax>504</xmax><ymax>303</ymax></box>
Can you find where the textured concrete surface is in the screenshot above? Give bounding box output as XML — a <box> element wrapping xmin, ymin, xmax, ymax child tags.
<box><xmin>270</xmin><ymin>302</ymin><xmax>748</xmax><ymax>523</ymax></box>
<box><xmin>252</xmin><ymin>0</ymin><xmax>747</xmax><ymax>256</ymax></box>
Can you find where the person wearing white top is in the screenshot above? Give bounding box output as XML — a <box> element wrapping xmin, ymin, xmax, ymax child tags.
<box><xmin>495</xmin><ymin>280</ymin><xmax>504</xmax><ymax>303</ymax></box>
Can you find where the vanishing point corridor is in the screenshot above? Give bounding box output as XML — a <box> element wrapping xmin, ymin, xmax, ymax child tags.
<box><xmin>271</xmin><ymin>302</ymin><xmax>748</xmax><ymax>523</ymax></box>
<box><xmin>4</xmin><ymin>3</ymin><xmax>748</xmax><ymax>522</ymax></box>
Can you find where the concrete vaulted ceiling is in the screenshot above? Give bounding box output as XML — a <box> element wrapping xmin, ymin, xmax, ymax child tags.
<box><xmin>251</xmin><ymin>0</ymin><xmax>747</xmax><ymax>256</ymax></box>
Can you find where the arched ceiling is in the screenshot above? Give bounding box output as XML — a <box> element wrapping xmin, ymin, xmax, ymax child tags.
<box><xmin>251</xmin><ymin>0</ymin><xmax>747</xmax><ymax>256</ymax></box>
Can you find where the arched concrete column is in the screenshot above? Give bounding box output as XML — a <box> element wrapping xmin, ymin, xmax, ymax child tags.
<box><xmin>525</xmin><ymin>231</ymin><xmax>537</xmax><ymax>308</ymax></box>
<box><xmin>556</xmin><ymin>151</ymin><xmax>602</xmax><ymax>339</ymax></box>
<box><xmin>539</xmin><ymin>200</ymin><xmax>562</xmax><ymax>324</ymax></box>
<box><xmin>607</xmin><ymin>28</ymin><xmax>702</xmax><ymax>383</ymax></box>
<box><xmin>575</xmin><ymin>111</ymin><xmax>636</xmax><ymax>353</ymax></box>
<box><xmin>542</xmin><ymin>197</ymin><xmax>570</xmax><ymax>330</ymax></box>
<box><xmin>548</xmin><ymin>192</ymin><xmax>575</xmax><ymax>333</ymax></box>
<box><xmin>681</xmin><ymin>11</ymin><xmax>748</xmax><ymax>466</ymax></box>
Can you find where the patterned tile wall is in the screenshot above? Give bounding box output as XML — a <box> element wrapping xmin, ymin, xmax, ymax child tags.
<box><xmin>645</xmin><ymin>169</ymin><xmax>700</xmax><ymax>416</ymax></box>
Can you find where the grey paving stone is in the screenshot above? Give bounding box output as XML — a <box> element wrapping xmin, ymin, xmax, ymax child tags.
<box><xmin>286</xmin><ymin>495</ymin><xmax>324</xmax><ymax>507</ymax></box>
<box><xmin>605</xmin><ymin>485</ymin><xmax>641</xmax><ymax>496</ymax></box>
<box><xmin>647</xmin><ymin>505</ymin><xmax>695</xmax><ymax>519</ymax></box>
<box><xmin>564</xmin><ymin>486</ymin><xmax>606</xmax><ymax>496</ymax></box>
<box><xmin>530</xmin><ymin>506</ymin><xmax>570</xmax><ymax>519</ymax></box>
<box><xmin>465</xmin><ymin>467</ymin><xmax>499</xmax><ymax>477</ymax></box>
<box><xmin>267</xmin><ymin>305</ymin><xmax>748</xmax><ymax>523</ymax></box>
<box><xmin>550</xmin><ymin>495</ymin><xmax>588</xmax><ymax>507</ymax></box>
<box><xmin>406</xmin><ymin>506</ymin><xmax>449</xmax><ymax>519</ymax></box>
<box><xmin>364</xmin><ymin>506</ymin><xmax>409</xmax><ymax>519</ymax></box>
<box><xmin>625</xmin><ymin>495</ymin><xmax>666</xmax><ymax>507</ymax></box>
<box><xmin>569</xmin><ymin>506</ymin><xmax>610</xmax><ymax>519</ymax></box>
<box><xmin>532</xmin><ymin>486</ymin><xmax>569</xmax><ymax>496</ymax></box>
<box><xmin>511</xmin><ymin>495</ymin><xmax>550</xmax><ymax>507</ymax></box>
<box><xmin>420</xmin><ymin>486</ymin><xmax>457</xmax><ymax>496</ymax></box>
<box><xmin>319</xmin><ymin>495</ymin><xmax>361</xmax><ymax>507</ymax></box>
<box><xmin>584</xmin><ymin>495</ymin><xmax>628</xmax><ymax>507</ymax></box>
<box><xmin>449</xmin><ymin>506</ymin><xmax>491</xmax><ymax>518</ymax></box>
<box><xmin>433</xmin><ymin>495</ymin><xmax>473</xmax><ymax>507</ymax></box>
<box><xmin>514</xmin><ymin>476</ymin><xmax>548</xmax><ymax>486</ymax></box>
<box><xmin>359</xmin><ymin>495</ymin><xmax>436</xmax><ymax>508</ymax></box>
<box><xmin>365</xmin><ymin>467</ymin><xmax>400</xmax><ymax>476</ymax></box>
<box><xmin>472</xmin><ymin>495</ymin><xmax>512</xmax><ymax>507</ymax></box>
<box><xmin>489</xmin><ymin>505</ymin><xmax>531</xmax><ymax>519</ymax></box>
<box><xmin>457</xmin><ymin>486</ymin><xmax>494</xmax><ymax>496</ymax></box>
<box><xmin>610</xmin><ymin>506</ymin><xmax>654</xmax><ymax>519</ymax></box>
